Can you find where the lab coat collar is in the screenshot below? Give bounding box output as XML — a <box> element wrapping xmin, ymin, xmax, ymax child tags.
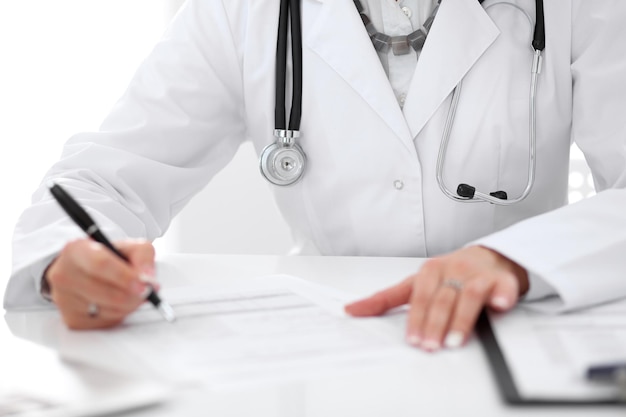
<box><xmin>402</xmin><ymin>0</ymin><xmax>500</xmax><ymax>139</ymax></box>
<box><xmin>304</xmin><ymin>0</ymin><xmax>416</xmax><ymax>154</ymax></box>
<box><xmin>304</xmin><ymin>0</ymin><xmax>499</xmax><ymax>151</ymax></box>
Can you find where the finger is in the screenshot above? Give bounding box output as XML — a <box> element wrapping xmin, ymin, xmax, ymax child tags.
<box><xmin>51</xmin><ymin>274</ymin><xmax>146</xmax><ymax>315</ymax></box>
<box><xmin>488</xmin><ymin>271</ymin><xmax>520</xmax><ymax>312</ymax></box>
<box><xmin>419</xmin><ymin>284</ymin><xmax>460</xmax><ymax>351</ymax></box>
<box><xmin>61</xmin><ymin>239</ymin><xmax>143</xmax><ymax>293</ymax></box>
<box><xmin>114</xmin><ymin>240</ymin><xmax>160</xmax><ymax>292</ymax></box>
<box><xmin>116</xmin><ymin>239</ymin><xmax>156</xmax><ymax>281</ymax></box>
<box><xmin>444</xmin><ymin>277</ymin><xmax>494</xmax><ymax>349</ymax></box>
<box><xmin>47</xmin><ymin>243</ymin><xmax>149</xmax><ymax>300</ymax></box>
<box><xmin>405</xmin><ymin>260</ymin><xmax>444</xmax><ymax>347</ymax></box>
<box><xmin>76</xmin><ymin>277</ymin><xmax>148</xmax><ymax>312</ymax></box>
<box><xmin>344</xmin><ymin>277</ymin><xmax>412</xmax><ymax>316</ymax></box>
<box><xmin>53</xmin><ymin>291</ymin><xmax>127</xmax><ymax>330</ymax></box>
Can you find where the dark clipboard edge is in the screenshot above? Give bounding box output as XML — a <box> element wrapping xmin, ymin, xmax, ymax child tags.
<box><xmin>475</xmin><ymin>309</ymin><xmax>625</xmax><ymax>406</ymax></box>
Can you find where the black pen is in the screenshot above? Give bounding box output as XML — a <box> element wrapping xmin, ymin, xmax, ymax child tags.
<box><xmin>49</xmin><ymin>182</ymin><xmax>176</xmax><ymax>322</ymax></box>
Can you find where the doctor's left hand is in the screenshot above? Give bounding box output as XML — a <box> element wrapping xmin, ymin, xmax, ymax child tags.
<box><xmin>344</xmin><ymin>246</ymin><xmax>529</xmax><ymax>351</ymax></box>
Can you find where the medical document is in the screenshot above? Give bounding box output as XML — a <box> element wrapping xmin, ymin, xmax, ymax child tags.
<box><xmin>489</xmin><ymin>299</ymin><xmax>626</xmax><ymax>400</ymax></box>
<box><xmin>56</xmin><ymin>276</ymin><xmax>409</xmax><ymax>389</ymax></box>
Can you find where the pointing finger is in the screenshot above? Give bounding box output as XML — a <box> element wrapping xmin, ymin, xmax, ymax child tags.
<box><xmin>345</xmin><ymin>277</ymin><xmax>413</xmax><ymax>316</ymax></box>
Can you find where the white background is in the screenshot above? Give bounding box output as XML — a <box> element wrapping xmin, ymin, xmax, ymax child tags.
<box><xmin>0</xmin><ymin>0</ymin><xmax>592</xmax><ymax>303</ymax></box>
<box><xmin>0</xmin><ymin>0</ymin><xmax>293</xmax><ymax>304</ymax></box>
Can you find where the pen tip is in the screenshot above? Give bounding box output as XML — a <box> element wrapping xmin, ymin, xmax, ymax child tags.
<box><xmin>158</xmin><ymin>302</ymin><xmax>177</xmax><ymax>323</ymax></box>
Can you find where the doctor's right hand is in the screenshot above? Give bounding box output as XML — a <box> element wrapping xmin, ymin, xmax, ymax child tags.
<box><xmin>43</xmin><ymin>238</ymin><xmax>157</xmax><ymax>330</ymax></box>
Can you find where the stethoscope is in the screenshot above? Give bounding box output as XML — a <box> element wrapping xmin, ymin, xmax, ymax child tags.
<box><xmin>259</xmin><ymin>0</ymin><xmax>305</xmax><ymax>186</ymax></box>
<box><xmin>260</xmin><ymin>0</ymin><xmax>546</xmax><ymax>207</ymax></box>
<box><xmin>437</xmin><ymin>0</ymin><xmax>545</xmax><ymax>205</ymax></box>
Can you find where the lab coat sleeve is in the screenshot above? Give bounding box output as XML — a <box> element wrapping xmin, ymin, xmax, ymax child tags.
<box><xmin>4</xmin><ymin>0</ymin><xmax>247</xmax><ymax>309</ymax></box>
<box><xmin>474</xmin><ymin>0</ymin><xmax>626</xmax><ymax>313</ymax></box>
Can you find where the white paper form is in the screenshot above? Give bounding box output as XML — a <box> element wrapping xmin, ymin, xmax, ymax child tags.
<box><xmin>489</xmin><ymin>298</ymin><xmax>626</xmax><ymax>400</ymax></box>
<box><xmin>56</xmin><ymin>275</ymin><xmax>410</xmax><ymax>389</ymax></box>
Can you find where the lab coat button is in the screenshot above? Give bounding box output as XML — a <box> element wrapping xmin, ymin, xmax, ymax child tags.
<box><xmin>401</xmin><ymin>7</ymin><xmax>412</xmax><ymax>18</ymax></box>
<box><xmin>394</xmin><ymin>180</ymin><xmax>404</xmax><ymax>190</ymax></box>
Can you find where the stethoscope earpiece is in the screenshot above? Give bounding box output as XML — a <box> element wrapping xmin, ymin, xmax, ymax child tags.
<box><xmin>456</xmin><ymin>184</ymin><xmax>476</xmax><ymax>199</ymax></box>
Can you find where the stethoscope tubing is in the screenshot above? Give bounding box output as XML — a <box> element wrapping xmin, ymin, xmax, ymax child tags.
<box><xmin>275</xmin><ymin>0</ymin><xmax>303</xmax><ymax>132</ymax></box>
<box><xmin>274</xmin><ymin>0</ymin><xmax>289</xmax><ymax>131</ymax></box>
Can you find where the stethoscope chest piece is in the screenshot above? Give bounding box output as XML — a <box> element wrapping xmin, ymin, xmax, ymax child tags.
<box><xmin>260</xmin><ymin>129</ymin><xmax>306</xmax><ymax>186</ymax></box>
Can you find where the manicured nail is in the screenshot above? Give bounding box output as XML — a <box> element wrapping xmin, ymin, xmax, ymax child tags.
<box><xmin>139</xmin><ymin>272</ymin><xmax>158</xmax><ymax>287</ymax></box>
<box><xmin>131</xmin><ymin>281</ymin><xmax>148</xmax><ymax>297</ymax></box>
<box><xmin>136</xmin><ymin>273</ymin><xmax>159</xmax><ymax>295</ymax></box>
<box><xmin>491</xmin><ymin>296</ymin><xmax>511</xmax><ymax>309</ymax></box>
<box><xmin>444</xmin><ymin>331</ymin><xmax>465</xmax><ymax>349</ymax></box>
<box><xmin>344</xmin><ymin>301</ymin><xmax>367</xmax><ymax>316</ymax></box>
<box><xmin>421</xmin><ymin>339</ymin><xmax>441</xmax><ymax>352</ymax></box>
<box><xmin>141</xmin><ymin>265</ymin><xmax>155</xmax><ymax>277</ymax></box>
<box><xmin>406</xmin><ymin>334</ymin><xmax>421</xmax><ymax>347</ymax></box>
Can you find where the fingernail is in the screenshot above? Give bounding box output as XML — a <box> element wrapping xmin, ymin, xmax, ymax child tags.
<box><xmin>139</xmin><ymin>272</ymin><xmax>157</xmax><ymax>286</ymax></box>
<box><xmin>344</xmin><ymin>301</ymin><xmax>365</xmax><ymax>316</ymax></box>
<box><xmin>491</xmin><ymin>296</ymin><xmax>511</xmax><ymax>309</ymax></box>
<box><xmin>444</xmin><ymin>331</ymin><xmax>465</xmax><ymax>349</ymax></box>
<box><xmin>406</xmin><ymin>334</ymin><xmax>421</xmax><ymax>347</ymax></box>
<box><xmin>140</xmin><ymin>265</ymin><xmax>155</xmax><ymax>277</ymax></box>
<box><xmin>421</xmin><ymin>339</ymin><xmax>441</xmax><ymax>352</ymax></box>
<box><xmin>131</xmin><ymin>281</ymin><xmax>148</xmax><ymax>297</ymax></box>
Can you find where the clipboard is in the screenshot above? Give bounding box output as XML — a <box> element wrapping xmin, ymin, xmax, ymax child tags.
<box><xmin>475</xmin><ymin>309</ymin><xmax>626</xmax><ymax>405</ymax></box>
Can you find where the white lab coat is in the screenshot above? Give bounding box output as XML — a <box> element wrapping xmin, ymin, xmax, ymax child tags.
<box><xmin>6</xmin><ymin>0</ymin><xmax>626</xmax><ymax>312</ymax></box>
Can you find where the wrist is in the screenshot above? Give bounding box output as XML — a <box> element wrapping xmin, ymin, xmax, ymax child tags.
<box><xmin>40</xmin><ymin>259</ymin><xmax>57</xmax><ymax>302</ymax></box>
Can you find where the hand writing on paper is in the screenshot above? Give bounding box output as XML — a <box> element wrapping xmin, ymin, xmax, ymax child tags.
<box><xmin>344</xmin><ymin>246</ymin><xmax>529</xmax><ymax>351</ymax></box>
<box><xmin>44</xmin><ymin>238</ymin><xmax>158</xmax><ymax>330</ymax></box>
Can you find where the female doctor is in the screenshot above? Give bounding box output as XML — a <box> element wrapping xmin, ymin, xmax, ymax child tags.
<box><xmin>6</xmin><ymin>0</ymin><xmax>626</xmax><ymax>352</ymax></box>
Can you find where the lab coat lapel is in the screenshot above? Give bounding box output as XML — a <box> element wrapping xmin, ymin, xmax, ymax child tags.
<box><xmin>304</xmin><ymin>0</ymin><xmax>415</xmax><ymax>152</ymax></box>
<box><xmin>403</xmin><ymin>0</ymin><xmax>500</xmax><ymax>139</ymax></box>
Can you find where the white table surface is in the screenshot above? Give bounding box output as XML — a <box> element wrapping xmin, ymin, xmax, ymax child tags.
<box><xmin>3</xmin><ymin>254</ymin><xmax>624</xmax><ymax>416</ymax></box>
